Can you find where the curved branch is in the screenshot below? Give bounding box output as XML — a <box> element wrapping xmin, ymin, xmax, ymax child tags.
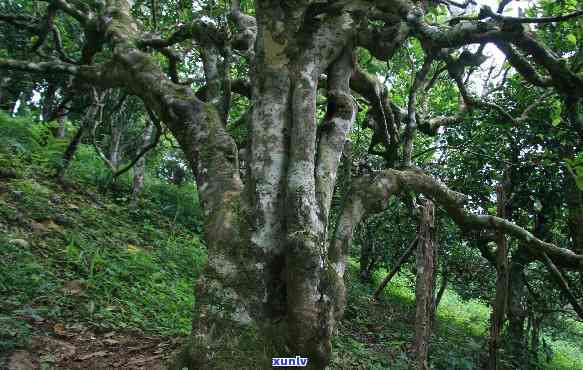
<box><xmin>331</xmin><ymin>168</ymin><xmax>583</xmax><ymax>304</ymax></box>
<box><xmin>139</xmin><ymin>20</ymin><xmax>227</xmax><ymax>50</ymax></box>
<box><xmin>407</xmin><ymin>9</ymin><xmax>582</xmax><ymax>96</ymax></box>
<box><xmin>398</xmin><ymin>169</ymin><xmax>583</xmax><ymax>269</ymax></box>
<box><xmin>42</xmin><ymin>0</ymin><xmax>90</xmax><ymax>25</ymax></box>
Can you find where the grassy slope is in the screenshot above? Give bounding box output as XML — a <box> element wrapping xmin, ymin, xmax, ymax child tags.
<box><xmin>0</xmin><ymin>115</ymin><xmax>206</xmax><ymax>368</ymax></box>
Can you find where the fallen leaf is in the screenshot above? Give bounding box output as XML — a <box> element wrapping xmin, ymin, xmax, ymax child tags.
<box><xmin>127</xmin><ymin>244</ymin><xmax>140</xmax><ymax>253</ymax></box>
<box><xmin>53</xmin><ymin>323</ymin><xmax>67</xmax><ymax>337</ymax></box>
<box><xmin>62</xmin><ymin>280</ymin><xmax>86</xmax><ymax>296</ymax></box>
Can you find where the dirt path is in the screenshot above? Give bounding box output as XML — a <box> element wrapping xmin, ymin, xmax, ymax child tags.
<box><xmin>6</xmin><ymin>320</ymin><xmax>183</xmax><ymax>370</ymax></box>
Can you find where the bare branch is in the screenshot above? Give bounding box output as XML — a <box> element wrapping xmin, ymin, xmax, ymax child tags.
<box><xmin>541</xmin><ymin>253</ymin><xmax>583</xmax><ymax>321</ymax></box>
<box><xmin>372</xmin><ymin>236</ymin><xmax>418</xmax><ymax>301</ymax></box>
<box><xmin>42</xmin><ymin>0</ymin><xmax>90</xmax><ymax>25</ymax></box>
<box><xmin>0</xmin><ymin>57</ymin><xmax>79</xmax><ymax>75</ymax></box>
<box><xmin>404</xmin><ymin>55</ymin><xmax>434</xmax><ymax>166</ymax></box>
<box><xmin>0</xmin><ymin>57</ymin><xmax>120</xmax><ymax>88</ymax></box>
<box><xmin>408</xmin><ymin>10</ymin><xmax>582</xmax><ymax>96</ymax></box>
<box><xmin>333</xmin><ymin>169</ymin><xmax>583</xmax><ymax>278</ymax></box>
<box><xmin>494</xmin><ymin>42</ymin><xmax>551</xmax><ymax>88</ymax></box>
<box><xmin>113</xmin><ymin>108</ymin><xmax>163</xmax><ymax>179</ymax></box>
<box><xmin>481</xmin><ymin>6</ymin><xmax>583</xmax><ymax>24</ymax></box>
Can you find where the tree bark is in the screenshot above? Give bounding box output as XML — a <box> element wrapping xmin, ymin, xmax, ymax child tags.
<box><xmin>411</xmin><ymin>200</ymin><xmax>437</xmax><ymax>370</ymax></box>
<box><xmin>108</xmin><ymin>122</ymin><xmax>123</xmax><ymax>170</ymax></box>
<box><xmin>488</xmin><ymin>184</ymin><xmax>510</xmax><ymax>370</ymax></box>
<box><xmin>42</xmin><ymin>83</ymin><xmax>57</xmax><ymax>122</ymax></box>
<box><xmin>529</xmin><ymin>312</ymin><xmax>543</xmax><ymax>356</ymax></box>
<box><xmin>0</xmin><ymin>77</ymin><xmax>11</xmax><ymax>111</ymax></box>
<box><xmin>541</xmin><ymin>253</ymin><xmax>583</xmax><ymax>320</ymax></box>
<box><xmin>359</xmin><ymin>227</ymin><xmax>376</xmax><ymax>282</ymax></box>
<box><xmin>506</xmin><ymin>249</ymin><xmax>530</xmax><ymax>363</ymax></box>
<box><xmin>565</xmin><ymin>174</ymin><xmax>583</xmax><ymax>255</ymax></box>
<box><xmin>131</xmin><ymin>121</ymin><xmax>153</xmax><ymax>205</ymax></box>
<box><xmin>56</xmin><ymin>106</ymin><xmax>67</xmax><ymax>138</ymax></box>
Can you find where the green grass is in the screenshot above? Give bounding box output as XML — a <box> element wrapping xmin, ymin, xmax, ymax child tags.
<box><xmin>0</xmin><ymin>114</ymin><xmax>206</xmax><ymax>365</ymax></box>
<box><xmin>0</xmin><ymin>176</ymin><xmax>206</xmax><ymax>348</ymax></box>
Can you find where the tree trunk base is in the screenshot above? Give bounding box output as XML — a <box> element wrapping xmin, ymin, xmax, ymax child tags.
<box><xmin>167</xmin><ymin>270</ymin><xmax>296</xmax><ymax>369</ymax></box>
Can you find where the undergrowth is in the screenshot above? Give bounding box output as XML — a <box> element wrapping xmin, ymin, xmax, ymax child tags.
<box><xmin>330</xmin><ymin>259</ymin><xmax>583</xmax><ymax>370</ymax></box>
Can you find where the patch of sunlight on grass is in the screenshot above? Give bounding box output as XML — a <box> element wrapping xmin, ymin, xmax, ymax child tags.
<box><xmin>368</xmin><ymin>262</ymin><xmax>415</xmax><ymax>304</ymax></box>
<box><xmin>435</xmin><ymin>291</ymin><xmax>490</xmax><ymax>337</ymax></box>
<box><xmin>547</xmin><ymin>338</ymin><xmax>583</xmax><ymax>369</ymax></box>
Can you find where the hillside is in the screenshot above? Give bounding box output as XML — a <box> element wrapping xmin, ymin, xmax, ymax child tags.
<box><xmin>0</xmin><ymin>114</ymin><xmax>205</xmax><ymax>369</ymax></box>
